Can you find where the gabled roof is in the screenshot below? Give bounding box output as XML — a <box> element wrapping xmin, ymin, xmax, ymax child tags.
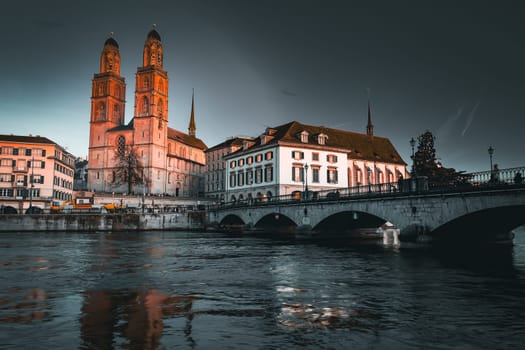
<box><xmin>206</xmin><ymin>136</ymin><xmax>256</xmax><ymax>153</ymax></box>
<box><xmin>168</xmin><ymin>127</ymin><xmax>207</xmax><ymax>150</ymax></box>
<box><xmin>228</xmin><ymin>120</ymin><xmax>406</xmax><ymax>165</ymax></box>
<box><xmin>0</xmin><ymin>134</ymin><xmax>56</xmax><ymax>145</ymax></box>
<box><xmin>108</xmin><ymin>119</ymin><xmax>134</xmax><ymax>132</ymax></box>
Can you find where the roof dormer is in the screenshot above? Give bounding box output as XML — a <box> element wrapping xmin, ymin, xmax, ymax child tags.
<box><xmin>298</xmin><ymin>130</ymin><xmax>309</xmax><ymax>143</ymax></box>
<box><xmin>317</xmin><ymin>132</ymin><xmax>328</xmax><ymax>145</ymax></box>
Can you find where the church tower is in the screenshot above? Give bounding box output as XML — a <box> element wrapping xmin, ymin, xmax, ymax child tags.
<box><xmin>88</xmin><ymin>35</ymin><xmax>126</xmax><ymax>192</ymax></box>
<box><xmin>132</xmin><ymin>28</ymin><xmax>169</xmax><ymax>193</ymax></box>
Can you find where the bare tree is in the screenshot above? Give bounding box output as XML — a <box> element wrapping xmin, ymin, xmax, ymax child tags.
<box><xmin>113</xmin><ymin>145</ymin><xmax>146</xmax><ymax>194</ymax></box>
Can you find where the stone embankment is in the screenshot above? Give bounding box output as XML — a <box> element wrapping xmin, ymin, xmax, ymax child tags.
<box><xmin>0</xmin><ymin>212</ymin><xmax>205</xmax><ymax>232</ymax></box>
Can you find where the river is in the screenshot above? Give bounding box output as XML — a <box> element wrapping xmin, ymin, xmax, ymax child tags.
<box><xmin>1</xmin><ymin>228</ymin><xmax>524</xmax><ymax>349</ymax></box>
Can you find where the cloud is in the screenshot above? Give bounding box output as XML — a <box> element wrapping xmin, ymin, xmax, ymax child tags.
<box><xmin>436</xmin><ymin>106</ymin><xmax>463</xmax><ymax>139</ymax></box>
<box><xmin>461</xmin><ymin>99</ymin><xmax>481</xmax><ymax>136</ymax></box>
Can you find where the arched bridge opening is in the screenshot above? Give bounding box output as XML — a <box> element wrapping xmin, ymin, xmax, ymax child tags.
<box><xmin>431</xmin><ymin>205</ymin><xmax>525</xmax><ymax>245</ymax></box>
<box><xmin>312</xmin><ymin>211</ymin><xmax>388</xmax><ymax>239</ymax></box>
<box><xmin>255</xmin><ymin>213</ymin><xmax>297</xmax><ymax>235</ymax></box>
<box><xmin>219</xmin><ymin>214</ymin><xmax>246</xmax><ymax>232</ymax></box>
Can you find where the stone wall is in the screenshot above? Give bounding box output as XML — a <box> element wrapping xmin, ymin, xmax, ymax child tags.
<box><xmin>0</xmin><ymin>212</ymin><xmax>205</xmax><ymax>232</ymax></box>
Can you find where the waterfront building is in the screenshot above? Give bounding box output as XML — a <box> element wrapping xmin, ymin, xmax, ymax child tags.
<box><xmin>223</xmin><ymin>120</ymin><xmax>408</xmax><ymax>202</ymax></box>
<box><xmin>87</xmin><ymin>29</ymin><xmax>207</xmax><ymax>196</ymax></box>
<box><xmin>205</xmin><ymin>136</ymin><xmax>256</xmax><ymax>202</ymax></box>
<box><xmin>0</xmin><ymin>134</ymin><xmax>75</xmax><ymax>213</ymax></box>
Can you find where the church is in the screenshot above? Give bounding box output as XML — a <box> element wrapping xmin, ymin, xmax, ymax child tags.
<box><xmin>87</xmin><ymin>29</ymin><xmax>207</xmax><ymax>196</ymax></box>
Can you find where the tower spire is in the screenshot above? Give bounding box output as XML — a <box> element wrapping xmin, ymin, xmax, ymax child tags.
<box><xmin>366</xmin><ymin>89</ymin><xmax>374</xmax><ymax>136</ymax></box>
<box><xmin>188</xmin><ymin>89</ymin><xmax>196</xmax><ymax>137</ymax></box>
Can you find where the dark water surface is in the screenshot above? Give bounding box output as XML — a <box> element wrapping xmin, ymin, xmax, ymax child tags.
<box><xmin>1</xmin><ymin>229</ymin><xmax>524</xmax><ymax>349</ymax></box>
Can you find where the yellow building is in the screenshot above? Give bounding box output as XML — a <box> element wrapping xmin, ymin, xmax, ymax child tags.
<box><xmin>87</xmin><ymin>29</ymin><xmax>207</xmax><ymax>196</ymax></box>
<box><xmin>0</xmin><ymin>134</ymin><xmax>75</xmax><ymax>214</ymax></box>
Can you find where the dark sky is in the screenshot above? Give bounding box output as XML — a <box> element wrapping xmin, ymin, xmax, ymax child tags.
<box><xmin>1</xmin><ymin>0</ymin><xmax>524</xmax><ymax>172</ymax></box>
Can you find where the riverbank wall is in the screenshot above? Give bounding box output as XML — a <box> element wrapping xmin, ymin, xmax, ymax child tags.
<box><xmin>0</xmin><ymin>212</ymin><xmax>205</xmax><ymax>232</ymax></box>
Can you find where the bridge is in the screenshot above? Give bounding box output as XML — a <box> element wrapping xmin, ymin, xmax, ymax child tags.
<box><xmin>208</xmin><ymin>167</ymin><xmax>525</xmax><ymax>245</ymax></box>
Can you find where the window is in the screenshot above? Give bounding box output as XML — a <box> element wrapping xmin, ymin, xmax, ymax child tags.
<box><xmin>312</xmin><ymin>152</ymin><xmax>319</xmax><ymax>161</ymax></box>
<box><xmin>255</xmin><ymin>167</ymin><xmax>263</xmax><ymax>184</ymax></box>
<box><xmin>292</xmin><ymin>151</ymin><xmax>304</xmax><ymax>160</ymax></box>
<box><xmin>117</xmin><ymin>136</ymin><xmax>125</xmax><ymax>155</ymax></box>
<box><xmin>300</xmin><ymin>131</ymin><xmax>309</xmax><ymax>143</ymax></box>
<box><xmin>13</xmin><ymin>148</ymin><xmax>19</xmax><ymax>155</ymax></box>
<box><xmin>247</xmin><ymin>156</ymin><xmax>253</xmax><ymax>165</ymax></box>
<box><xmin>292</xmin><ymin>165</ymin><xmax>304</xmax><ymax>182</ymax></box>
<box><xmin>265</xmin><ymin>151</ymin><xmax>273</xmax><ymax>160</ymax></box>
<box><xmin>0</xmin><ymin>174</ymin><xmax>13</xmax><ymax>182</ymax></box>
<box><xmin>264</xmin><ymin>166</ymin><xmax>273</xmax><ymax>182</ymax></box>
<box><xmin>327</xmin><ymin>168</ymin><xmax>338</xmax><ymax>184</ymax></box>
<box><xmin>246</xmin><ymin>169</ymin><xmax>253</xmax><ymax>185</ymax></box>
<box><xmin>0</xmin><ymin>147</ymin><xmax>13</xmax><ymax>155</ymax></box>
<box><xmin>157</xmin><ymin>98</ymin><xmax>163</xmax><ymax>116</ymax></box>
<box><xmin>32</xmin><ymin>175</ymin><xmax>44</xmax><ymax>184</ymax></box>
<box><xmin>255</xmin><ymin>154</ymin><xmax>263</xmax><ymax>162</ymax></box>
<box><xmin>238</xmin><ymin>159</ymin><xmax>244</xmax><ymax>166</ymax></box>
<box><xmin>142</xmin><ymin>96</ymin><xmax>149</xmax><ymax>114</ymax></box>
<box><xmin>0</xmin><ymin>188</ymin><xmax>14</xmax><ymax>197</ymax></box>
<box><xmin>237</xmin><ymin>171</ymin><xmax>244</xmax><ymax>186</ymax></box>
<box><xmin>98</xmin><ymin>102</ymin><xmax>106</xmax><ymax>120</ymax></box>
<box><xmin>327</xmin><ymin>154</ymin><xmax>338</xmax><ymax>163</ymax></box>
<box><xmin>0</xmin><ymin>159</ymin><xmax>12</xmax><ymax>166</ymax></box>
<box><xmin>317</xmin><ymin>133</ymin><xmax>328</xmax><ymax>145</ymax></box>
<box><xmin>312</xmin><ymin>168</ymin><xmax>320</xmax><ymax>183</ymax></box>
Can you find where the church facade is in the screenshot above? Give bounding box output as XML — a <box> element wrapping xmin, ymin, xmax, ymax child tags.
<box><xmin>87</xmin><ymin>29</ymin><xmax>207</xmax><ymax>196</ymax></box>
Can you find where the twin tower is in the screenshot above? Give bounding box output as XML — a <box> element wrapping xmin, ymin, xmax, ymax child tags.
<box><xmin>88</xmin><ymin>29</ymin><xmax>203</xmax><ymax>195</ymax></box>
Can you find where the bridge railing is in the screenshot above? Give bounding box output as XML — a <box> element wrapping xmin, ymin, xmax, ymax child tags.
<box><xmin>209</xmin><ymin>166</ymin><xmax>525</xmax><ymax>210</ymax></box>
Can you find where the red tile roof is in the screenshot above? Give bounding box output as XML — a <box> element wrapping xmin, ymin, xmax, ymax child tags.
<box><xmin>168</xmin><ymin>128</ymin><xmax>207</xmax><ymax>150</ymax></box>
<box><xmin>228</xmin><ymin>121</ymin><xmax>406</xmax><ymax>165</ymax></box>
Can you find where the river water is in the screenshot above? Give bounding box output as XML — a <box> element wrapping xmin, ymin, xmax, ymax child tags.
<box><xmin>1</xmin><ymin>228</ymin><xmax>524</xmax><ymax>350</ymax></box>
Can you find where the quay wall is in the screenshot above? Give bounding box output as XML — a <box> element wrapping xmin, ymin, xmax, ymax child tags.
<box><xmin>0</xmin><ymin>212</ymin><xmax>205</xmax><ymax>232</ymax></box>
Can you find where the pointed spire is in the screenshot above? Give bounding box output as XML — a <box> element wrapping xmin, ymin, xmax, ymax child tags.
<box><xmin>188</xmin><ymin>89</ymin><xmax>196</xmax><ymax>137</ymax></box>
<box><xmin>366</xmin><ymin>89</ymin><xmax>374</xmax><ymax>136</ymax></box>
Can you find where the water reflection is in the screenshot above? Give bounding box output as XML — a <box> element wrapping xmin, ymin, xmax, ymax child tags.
<box><xmin>81</xmin><ymin>289</ymin><xmax>198</xmax><ymax>350</ymax></box>
<box><xmin>0</xmin><ymin>288</ymin><xmax>49</xmax><ymax>323</ymax></box>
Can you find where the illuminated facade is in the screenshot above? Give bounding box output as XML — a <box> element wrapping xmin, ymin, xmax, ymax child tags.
<box><xmin>0</xmin><ymin>134</ymin><xmax>75</xmax><ymax>213</ymax></box>
<box><xmin>87</xmin><ymin>30</ymin><xmax>207</xmax><ymax>196</ymax></box>
<box><xmin>223</xmin><ymin>121</ymin><xmax>408</xmax><ymax>202</ymax></box>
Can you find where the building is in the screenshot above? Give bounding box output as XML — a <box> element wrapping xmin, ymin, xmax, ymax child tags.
<box><xmin>0</xmin><ymin>134</ymin><xmax>75</xmax><ymax>213</ymax></box>
<box><xmin>87</xmin><ymin>29</ymin><xmax>207</xmax><ymax>196</ymax></box>
<box><xmin>223</xmin><ymin>120</ymin><xmax>408</xmax><ymax>202</ymax></box>
<box><xmin>205</xmin><ymin>136</ymin><xmax>256</xmax><ymax>202</ymax></box>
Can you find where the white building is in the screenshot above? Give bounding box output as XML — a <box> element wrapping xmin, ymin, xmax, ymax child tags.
<box><xmin>205</xmin><ymin>136</ymin><xmax>255</xmax><ymax>202</ymax></box>
<box><xmin>223</xmin><ymin>121</ymin><xmax>408</xmax><ymax>202</ymax></box>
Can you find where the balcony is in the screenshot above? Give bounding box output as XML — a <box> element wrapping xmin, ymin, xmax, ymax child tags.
<box><xmin>14</xmin><ymin>166</ymin><xmax>27</xmax><ymax>173</ymax></box>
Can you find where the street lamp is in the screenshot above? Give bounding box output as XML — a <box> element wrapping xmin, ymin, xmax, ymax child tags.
<box><xmin>488</xmin><ymin>146</ymin><xmax>494</xmax><ymax>181</ymax></box>
<box><xmin>410</xmin><ymin>137</ymin><xmax>416</xmax><ymax>177</ymax></box>
<box><xmin>488</xmin><ymin>146</ymin><xmax>494</xmax><ymax>171</ymax></box>
<box><xmin>367</xmin><ymin>166</ymin><xmax>372</xmax><ymax>192</ymax></box>
<box><xmin>29</xmin><ymin>155</ymin><xmax>34</xmax><ymax>213</ymax></box>
<box><xmin>303</xmin><ymin>163</ymin><xmax>309</xmax><ymax>200</ymax></box>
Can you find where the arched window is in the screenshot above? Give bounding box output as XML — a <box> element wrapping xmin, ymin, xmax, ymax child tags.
<box><xmin>142</xmin><ymin>96</ymin><xmax>149</xmax><ymax>115</ymax></box>
<box><xmin>98</xmin><ymin>102</ymin><xmax>106</xmax><ymax>121</ymax></box>
<box><xmin>117</xmin><ymin>136</ymin><xmax>125</xmax><ymax>155</ymax></box>
<box><xmin>143</xmin><ymin>77</ymin><xmax>150</xmax><ymax>89</ymax></box>
<box><xmin>158</xmin><ymin>80</ymin><xmax>164</xmax><ymax>92</ymax></box>
<box><xmin>113</xmin><ymin>104</ymin><xmax>120</xmax><ymax>119</ymax></box>
<box><xmin>157</xmin><ymin>98</ymin><xmax>163</xmax><ymax>116</ymax></box>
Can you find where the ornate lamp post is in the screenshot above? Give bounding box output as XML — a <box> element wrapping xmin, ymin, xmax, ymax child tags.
<box><xmin>303</xmin><ymin>163</ymin><xmax>309</xmax><ymax>200</ymax></box>
<box><xmin>410</xmin><ymin>137</ymin><xmax>416</xmax><ymax>177</ymax></box>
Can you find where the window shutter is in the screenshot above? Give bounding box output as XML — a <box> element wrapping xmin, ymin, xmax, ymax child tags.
<box><xmin>42</xmin><ymin>150</ymin><xmax>46</xmax><ymax>157</ymax></box>
<box><xmin>41</xmin><ymin>161</ymin><xmax>45</xmax><ymax>169</ymax></box>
